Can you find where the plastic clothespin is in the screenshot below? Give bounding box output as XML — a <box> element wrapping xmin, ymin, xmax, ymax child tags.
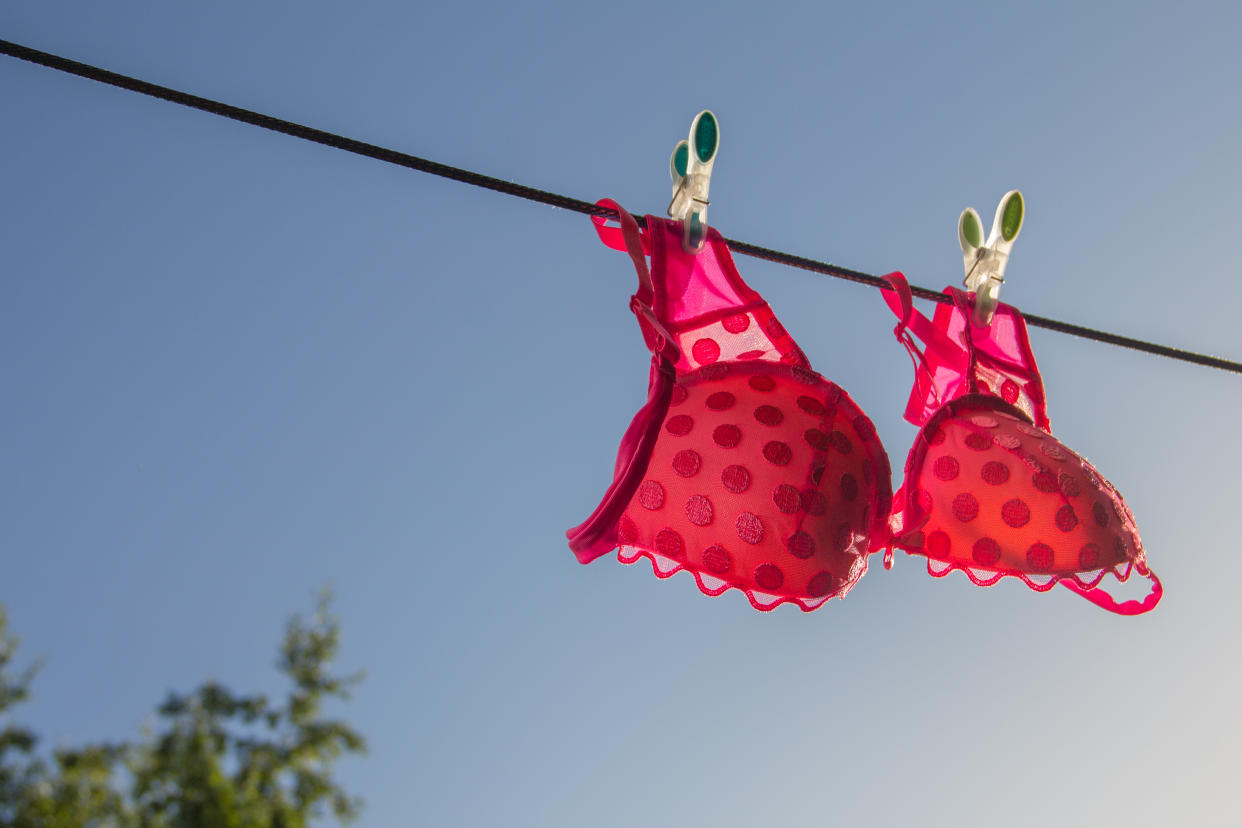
<box><xmin>958</xmin><ymin>190</ymin><xmax>1025</xmax><ymax>326</ymax></box>
<box><xmin>668</xmin><ymin>110</ymin><xmax>719</xmax><ymax>253</ymax></box>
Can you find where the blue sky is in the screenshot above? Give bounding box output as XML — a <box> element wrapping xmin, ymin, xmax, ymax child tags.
<box><xmin>2</xmin><ymin>2</ymin><xmax>1240</xmax><ymax>825</ymax></box>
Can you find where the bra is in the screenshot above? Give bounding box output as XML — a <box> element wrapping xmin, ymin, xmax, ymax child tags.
<box><xmin>567</xmin><ymin>201</ymin><xmax>892</xmax><ymax>610</ymax></box>
<box><xmin>879</xmin><ymin>273</ymin><xmax>1162</xmax><ymax>615</ymax></box>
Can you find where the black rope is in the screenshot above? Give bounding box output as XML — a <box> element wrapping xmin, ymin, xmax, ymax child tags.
<box><xmin>3</xmin><ymin>38</ymin><xmax>1239</xmax><ymax>375</ymax></box>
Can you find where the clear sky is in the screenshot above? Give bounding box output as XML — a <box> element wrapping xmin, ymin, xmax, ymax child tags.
<box><xmin>2</xmin><ymin>2</ymin><xmax>1240</xmax><ymax>826</ymax></box>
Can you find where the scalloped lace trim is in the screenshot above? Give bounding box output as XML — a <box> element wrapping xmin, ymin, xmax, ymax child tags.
<box><xmin>919</xmin><ymin>552</ymin><xmax>1149</xmax><ymax>594</ymax></box>
<box><xmin>616</xmin><ymin>545</ymin><xmax>858</xmax><ymax>612</ymax></box>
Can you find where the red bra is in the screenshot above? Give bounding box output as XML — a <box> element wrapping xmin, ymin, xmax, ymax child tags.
<box><xmin>567</xmin><ymin>201</ymin><xmax>893</xmax><ymax>610</ymax></box>
<box><xmin>880</xmin><ymin>273</ymin><xmax>1162</xmax><ymax>615</ymax></box>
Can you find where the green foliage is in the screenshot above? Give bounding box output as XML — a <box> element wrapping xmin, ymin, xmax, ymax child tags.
<box><xmin>0</xmin><ymin>594</ymin><xmax>365</xmax><ymax>828</ymax></box>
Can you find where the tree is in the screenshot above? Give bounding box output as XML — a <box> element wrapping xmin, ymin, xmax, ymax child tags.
<box><xmin>0</xmin><ymin>593</ymin><xmax>365</xmax><ymax>828</ymax></box>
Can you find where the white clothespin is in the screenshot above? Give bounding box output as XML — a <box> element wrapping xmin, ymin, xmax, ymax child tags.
<box><xmin>668</xmin><ymin>110</ymin><xmax>719</xmax><ymax>253</ymax></box>
<box><xmin>958</xmin><ymin>190</ymin><xmax>1025</xmax><ymax>326</ymax></box>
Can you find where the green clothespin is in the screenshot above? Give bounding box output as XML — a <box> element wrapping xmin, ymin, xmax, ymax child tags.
<box><xmin>959</xmin><ymin>190</ymin><xmax>1025</xmax><ymax>326</ymax></box>
<box><xmin>668</xmin><ymin>110</ymin><xmax>719</xmax><ymax>253</ymax></box>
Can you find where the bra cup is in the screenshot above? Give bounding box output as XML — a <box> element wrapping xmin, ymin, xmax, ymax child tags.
<box><xmin>617</xmin><ymin>361</ymin><xmax>891</xmax><ymax>611</ymax></box>
<box><xmin>572</xmin><ymin>205</ymin><xmax>893</xmax><ymax>612</ymax></box>
<box><xmin>895</xmin><ymin>394</ymin><xmax>1146</xmax><ymax>589</ymax></box>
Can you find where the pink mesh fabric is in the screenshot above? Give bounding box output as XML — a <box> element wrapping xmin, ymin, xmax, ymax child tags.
<box><xmin>568</xmin><ymin>201</ymin><xmax>892</xmax><ymax>611</ymax></box>
<box><xmin>882</xmin><ymin>273</ymin><xmax>1048</xmax><ymax>429</ymax></box>
<box><xmin>880</xmin><ymin>273</ymin><xmax>1161</xmax><ymax>615</ymax></box>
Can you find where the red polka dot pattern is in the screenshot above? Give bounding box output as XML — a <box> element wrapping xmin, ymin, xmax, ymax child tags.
<box><xmin>753</xmin><ymin>405</ymin><xmax>783</xmax><ymax>426</ymax></box>
<box><xmin>1001</xmin><ymin>498</ymin><xmax>1030</xmax><ymax>527</ymax></box>
<box><xmin>806</xmin><ymin>571</ymin><xmax>833</xmax><ymax>597</ymax></box>
<box><xmin>791</xmin><ymin>366</ymin><xmax>818</xmax><ymax>385</ymax></box>
<box><xmin>993</xmin><ymin>433</ymin><xmax>1021</xmax><ymax>450</ymax></box>
<box><xmin>754</xmin><ymin>564</ymin><xmax>784</xmax><ymax>591</ymax></box>
<box><xmin>972</xmin><ymin>537</ymin><xmax>1001</xmax><ymax>566</ymax></box>
<box><xmin>773</xmin><ymin>484</ymin><xmax>800</xmax><ymax>514</ymax></box>
<box><xmin>672</xmin><ymin>450</ymin><xmax>701</xmax><ymax>478</ymax></box>
<box><xmin>980</xmin><ymin>461</ymin><xmax>1009</xmax><ymax>486</ymax></box>
<box><xmin>1026</xmin><ymin>543</ymin><xmax>1054</xmax><ymax>572</ymax></box>
<box><xmin>796</xmin><ymin>395</ymin><xmax>825</xmax><ymax>416</ymax></box>
<box><xmin>736</xmin><ymin>512</ymin><xmax>765</xmax><ymax>545</ymax></box>
<box><xmin>1078</xmin><ymin>543</ymin><xmax>1100</xmax><ymax>569</ymax></box>
<box><xmin>894</xmin><ymin>397</ymin><xmax>1144</xmax><ymax>586</ymax></box>
<box><xmin>763</xmin><ymin>441</ymin><xmax>792</xmax><ymax>466</ymax></box>
<box><xmin>702</xmin><ymin>545</ymin><xmax>732</xmax><ymax>573</ymax></box>
<box><xmin>748</xmin><ymin>375</ymin><xmax>775</xmax><ymax>392</ymax></box>
<box><xmin>1033</xmin><ymin>469</ymin><xmax>1058</xmax><ymax>493</ymax></box>
<box><xmin>1092</xmin><ymin>501</ymin><xmax>1110</xmax><ymax>528</ymax></box>
<box><xmin>852</xmin><ymin>416</ymin><xmax>877</xmax><ymax>441</ymax></box>
<box><xmin>1040</xmin><ymin>441</ymin><xmax>1068</xmax><ymax>462</ymax></box>
<box><xmin>616</xmin><ymin>359</ymin><xmax>892</xmax><ymax>611</ymax></box>
<box><xmin>692</xmin><ymin>338</ymin><xmax>721</xmax><ymax>364</ymax></box>
<box><xmin>655</xmin><ymin>528</ymin><xmax>685</xmax><ymax>558</ymax></box>
<box><xmin>800</xmin><ymin>489</ymin><xmax>827</xmax><ymax>516</ymax></box>
<box><xmin>804</xmin><ymin>429</ymin><xmax>830</xmax><ymax>451</ymax></box>
<box><xmin>721</xmin><ymin>464</ymin><xmax>751</xmax><ymax>493</ymax></box>
<box><xmin>638</xmin><ymin>481</ymin><xmax>665</xmax><ymax>510</ymax></box>
<box><xmin>665</xmin><ymin>415</ymin><xmax>693</xmax><ymax>436</ymax></box>
<box><xmin>952</xmin><ymin>493</ymin><xmax>980</xmax><ymax>522</ymax></box>
<box><xmin>712</xmin><ymin>424</ymin><xmax>742</xmax><ymax>448</ymax></box>
<box><xmin>787</xmin><ymin>532</ymin><xmax>815</xmax><ymax>559</ymax></box>
<box><xmin>933</xmin><ymin>456</ymin><xmax>960</xmax><ymax>481</ymax></box>
<box><xmin>856</xmin><ymin>266</ymin><xmax>1157</xmax><ymax>607</ymax></box>
<box><xmin>685</xmin><ymin>495</ymin><xmax>713</xmax><ymax>526</ymax></box>
<box><xmin>965</xmin><ymin>432</ymin><xmax>992</xmax><ymax>451</ymax></box>
<box><xmin>580</xmin><ymin>213</ymin><xmax>902</xmax><ymax>613</ymax></box>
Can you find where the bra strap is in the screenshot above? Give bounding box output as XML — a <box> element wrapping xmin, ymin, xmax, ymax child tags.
<box><xmin>567</xmin><ymin>202</ymin><xmax>679</xmax><ymax>563</ymax></box>
<box><xmin>1058</xmin><ymin>566</ymin><xmax>1163</xmax><ymax>615</ymax></box>
<box><xmin>881</xmin><ymin>273</ymin><xmax>972</xmax><ymax>370</ymax></box>
<box><xmin>880</xmin><ymin>272</ymin><xmax>970</xmax><ymax>425</ymax></box>
<box><xmin>595</xmin><ymin>199</ymin><xmax>680</xmax><ymax>365</ymax></box>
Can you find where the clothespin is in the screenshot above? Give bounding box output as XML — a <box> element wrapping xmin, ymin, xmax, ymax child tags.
<box><xmin>958</xmin><ymin>190</ymin><xmax>1025</xmax><ymax>326</ymax></box>
<box><xmin>668</xmin><ymin>110</ymin><xmax>719</xmax><ymax>253</ymax></box>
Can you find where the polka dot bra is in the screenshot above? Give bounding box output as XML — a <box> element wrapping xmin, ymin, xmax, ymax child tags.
<box><xmin>567</xmin><ymin>201</ymin><xmax>892</xmax><ymax>611</ymax></box>
<box><xmin>567</xmin><ymin>206</ymin><xmax>1159</xmax><ymax>616</ymax></box>
<box><xmin>880</xmin><ymin>273</ymin><xmax>1161</xmax><ymax>615</ymax></box>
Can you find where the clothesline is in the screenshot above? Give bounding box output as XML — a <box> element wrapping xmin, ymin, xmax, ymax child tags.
<box><xmin>2</xmin><ymin>36</ymin><xmax>1238</xmax><ymax>375</ymax></box>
